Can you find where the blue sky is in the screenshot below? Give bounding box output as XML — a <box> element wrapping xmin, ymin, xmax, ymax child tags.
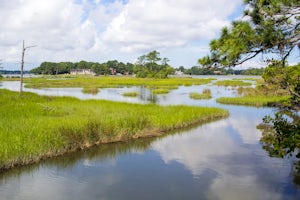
<box><xmin>0</xmin><ymin>0</ymin><xmax>297</xmax><ymax>70</ymax></box>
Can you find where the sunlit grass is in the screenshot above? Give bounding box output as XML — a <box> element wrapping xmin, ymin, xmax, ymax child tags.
<box><xmin>216</xmin><ymin>95</ymin><xmax>290</xmax><ymax>107</ymax></box>
<box><xmin>214</xmin><ymin>80</ymin><xmax>252</xmax><ymax>87</ymax></box>
<box><xmin>82</xmin><ymin>87</ymin><xmax>99</xmax><ymax>95</ymax></box>
<box><xmin>233</xmin><ymin>77</ymin><xmax>262</xmax><ymax>81</ymax></box>
<box><xmin>0</xmin><ymin>89</ymin><xmax>228</xmax><ymax>171</ymax></box>
<box><xmin>217</xmin><ymin>83</ymin><xmax>290</xmax><ymax>107</ymax></box>
<box><xmin>152</xmin><ymin>88</ymin><xmax>170</xmax><ymax>94</ymax></box>
<box><xmin>189</xmin><ymin>89</ymin><xmax>212</xmax><ymax>100</ymax></box>
<box><xmin>23</xmin><ymin>76</ymin><xmax>214</xmax><ymax>89</ymax></box>
<box><xmin>123</xmin><ymin>92</ymin><xmax>138</xmax><ymax>97</ymax></box>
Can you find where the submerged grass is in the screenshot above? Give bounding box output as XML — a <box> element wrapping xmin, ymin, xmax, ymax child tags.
<box><xmin>0</xmin><ymin>89</ymin><xmax>228</xmax><ymax>171</ymax></box>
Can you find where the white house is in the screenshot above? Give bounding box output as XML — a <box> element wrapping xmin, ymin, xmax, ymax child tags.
<box><xmin>70</xmin><ymin>69</ymin><xmax>95</xmax><ymax>75</ymax></box>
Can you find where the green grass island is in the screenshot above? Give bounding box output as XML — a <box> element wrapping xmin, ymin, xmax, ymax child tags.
<box><xmin>0</xmin><ymin>88</ymin><xmax>228</xmax><ymax>171</ymax></box>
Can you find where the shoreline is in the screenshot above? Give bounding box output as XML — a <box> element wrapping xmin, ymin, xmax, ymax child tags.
<box><xmin>0</xmin><ymin>89</ymin><xmax>229</xmax><ymax>173</ymax></box>
<box><xmin>0</xmin><ymin>113</ymin><xmax>228</xmax><ymax>172</ymax></box>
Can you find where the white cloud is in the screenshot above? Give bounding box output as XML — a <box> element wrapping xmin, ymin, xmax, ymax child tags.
<box><xmin>0</xmin><ymin>0</ymin><xmax>243</xmax><ymax>69</ymax></box>
<box><xmin>102</xmin><ymin>0</ymin><xmax>241</xmax><ymax>53</ymax></box>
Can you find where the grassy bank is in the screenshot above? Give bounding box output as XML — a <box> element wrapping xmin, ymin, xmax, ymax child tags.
<box><xmin>123</xmin><ymin>92</ymin><xmax>138</xmax><ymax>97</ymax></box>
<box><xmin>217</xmin><ymin>95</ymin><xmax>290</xmax><ymax>107</ymax></box>
<box><xmin>22</xmin><ymin>76</ymin><xmax>214</xmax><ymax>89</ymax></box>
<box><xmin>0</xmin><ymin>89</ymin><xmax>228</xmax><ymax>171</ymax></box>
<box><xmin>213</xmin><ymin>80</ymin><xmax>252</xmax><ymax>87</ymax></box>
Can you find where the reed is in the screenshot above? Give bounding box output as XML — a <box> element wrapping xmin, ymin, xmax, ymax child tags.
<box><xmin>82</xmin><ymin>87</ymin><xmax>99</xmax><ymax>94</ymax></box>
<box><xmin>152</xmin><ymin>89</ymin><xmax>170</xmax><ymax>94</ymax></box>
<box><xmin>214</xmin><ymin>80</ymin><xmax>252</xmax><ymax>87</ymax></box>
<box><xmin>23</xmin><ymin>76</ymin><xmax>214</xmax><ymax>89</ymax></box>
<box><xmin>189</xmin><ymin>89</ymin><xmax>212</xmax><ymax>100</ymax></box>
<box><xmin>123</xmin><ymin>92</ymin><xmax>138</xmax><ymax>97</ymax></box>
<box><xmin>0</xmin><ymin>89</ymin><xmax>228</xmax><ymax>171</ymax></box>
<box><xmin>216</xmin><ymin>95</ymin><xmax>290</xmax><ymax>107</ymax></box>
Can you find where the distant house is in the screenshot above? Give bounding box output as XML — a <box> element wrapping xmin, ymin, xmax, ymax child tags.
<box><xmin>70</xmin><ymin>69</ymin><xmax>95</xmax><ymax>75</ymax></box>
<box><xmin>213</xmin><ymin>70</ymin><xmax>222</xmax><ymax>75</ymax></box>
<box><xmin>175</xmin><ymin>71</ymin><xmax>184</xmax><ymax>75</ymax></box>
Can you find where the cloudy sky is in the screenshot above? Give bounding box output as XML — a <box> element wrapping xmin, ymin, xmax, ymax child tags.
<box><xmin>0</xmin><ymin>0</ymin><xmax>267</xmax><ymax>70</ymax></box>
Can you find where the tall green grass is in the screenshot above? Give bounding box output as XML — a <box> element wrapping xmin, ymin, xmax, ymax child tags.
<box><xmin>82</xmin><ymin>87</ymin><xmax>99</xmax><ymax>94</ymax></box>
<box><xmin>217</xmin><ymin>96</ymin><xmax>290</xmax><ymax>107</ymax></box>
<box><xmin>123</xmin><ymin>92</ymin><xmax>138</xmax><ymax>97</ymax></box>
<box><xmin>23</xmin><ymin>76</ymin><xmax>214</xmax><ymax>89</ymax></box>
<box><xmin>0</xmin><ymin>89</ymin><xmax>228</xmax><ymax>171</ymax></box>
<box><xmin>189</xmin><ymin>89</ymin><xmax>212</xmax><ymax>100</ymax></box>
<box><xmin>152</xmin><ymin>88</ymin><xmax>170</xmax><ymax>94</ymax></box>
<box><xmin>214</xmin><ymin>80</ymin><xmax>252</xmax><ymax>87</ymax></box>
<box><xmin>217</xmin><ymin>82</ymin><xmax>291</xmax><ymax>107</ymax></box>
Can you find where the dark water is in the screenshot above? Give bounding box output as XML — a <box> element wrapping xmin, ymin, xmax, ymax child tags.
<box><xmin>0</xmin><ymin>77</ymin><xmax>300</xmax><ymax>200</ymax></box>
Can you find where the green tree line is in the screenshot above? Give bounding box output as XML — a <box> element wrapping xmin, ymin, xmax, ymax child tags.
<box><xmin>30</xmin><ymin>60</ymin><xmax>135</xmax><ymax>76</ymax></box>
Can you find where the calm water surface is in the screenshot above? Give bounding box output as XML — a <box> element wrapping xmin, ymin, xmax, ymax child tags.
<box><xmin>0</xmin><ymin>78</ymin><xmax>299</xmax><ymax>200</ymax></box>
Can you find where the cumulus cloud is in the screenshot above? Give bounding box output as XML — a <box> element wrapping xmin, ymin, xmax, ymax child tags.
<box><xmin>101</xmin><ymin>0</ymin><xmax>241</xmax><ymax>53</ymax></box>
<box><xmin>0</xmin><ymin>0</ymin><xmax>242</xmax><ymax>67</ymax></box>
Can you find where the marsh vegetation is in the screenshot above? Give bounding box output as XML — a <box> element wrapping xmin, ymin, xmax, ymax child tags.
<box><xmin>189</xmin><ymin>89</ymin><xmax>212</xmax><ymax>100</ymax></box>
<box><xmin>0</xmin><ymin>89</ymin><xmax>228</xmax><ymax>171</ymax></box>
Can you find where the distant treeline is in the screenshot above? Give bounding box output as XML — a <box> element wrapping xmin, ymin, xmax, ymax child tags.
<box><xmin>30</xmin><ymin>60</ymin><xmax>265</xmax><ymax>76</ymax></box>
<box><xmin>30</xmin><ymin>60</ymin><xmax>135</xmax><ymax>75</ymax></box>
<box><xmin>0</xmin><ymin>70</ymin><xmax>30</xmax><ymax>75</ymax></box>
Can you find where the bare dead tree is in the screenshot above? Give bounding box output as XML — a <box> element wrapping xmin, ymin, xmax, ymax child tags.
<box><xmin>20</xmin><ymin>40</ymin><xmax>36</xmax><ymax>93</ymax></box>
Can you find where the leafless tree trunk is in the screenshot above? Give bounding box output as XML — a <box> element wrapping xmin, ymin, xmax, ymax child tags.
<box><xmin>20</xmin><ymin>41</ymin><xmax>25</xmax><ymax>93</ymax></box>
<box><xmin>20</xmin><ymin>40</ymin><xmax>36</xmax><ymax>93</ymax></box>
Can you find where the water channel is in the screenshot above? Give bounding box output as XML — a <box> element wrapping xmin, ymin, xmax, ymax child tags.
<box><xmin>0</xmin><ymin>77</ymin><xmax>299</xmax><ymax>200</ymax></box>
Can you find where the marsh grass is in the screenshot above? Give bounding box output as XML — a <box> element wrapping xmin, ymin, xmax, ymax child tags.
<box><xmin>216</xmin><ymin>96</ymin><xmax>290</xmax><ymax>107</ymax></box>
<box><xmin>214</xmin><ymin>80</ymin><xmax>252</xmax><ymax>87</ymax></box>
<box><xmin>189</xmin><ymin>89</ymin><xmax>212</xmax><ymax>100</ymax></box>
<box><xmin>82</xmin><ymin>87</ymin><xmax>99</xmax><ymax>95</ymax></box>
<box><xmin>123</xmin><ymin>92</ymin><xmax>138</xmax><ymax>97</ymax></box>
<box><xmin>233</xmin><ymin>77</ymin><xmax>262</xmax><ymax>81</ymax></box>
<box><xmin>217</xmin><ymin>85</ymin><xmax>290</xmax><ymax>107</ymax></box>
<box><xmin>152</xmin><ymin>89</ymin><xmax>170</xmax><ymax>94</ymax></box>
<box><xmin>0</xmin><ymin>89</ymin><xmax>228</xmax><ymax>171</ymax></box>
<box><xmin>23</xmin><ymin>76</ymin><xmax>214</xmax><ymax>89</ymax></box>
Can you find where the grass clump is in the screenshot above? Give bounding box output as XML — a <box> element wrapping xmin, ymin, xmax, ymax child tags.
<box><xmin>189</xmin><ymin>89</ymin><xmax>212</xmax><ymax>100</ymax></box>
<box><xmin>152</xmin><ymin>88</ymin><xmax>170</xmax><ymax>94</ymax></box>
<box><xmin>214</xmin><ymin>80</ymin><xmax>252</xmax><ymax>87</ymax></box>
<box><xmin>123</xmin><ymin>92</ymin><xmax>138</xmax><ymax>97</ymax></box>
<box><xmin>0</xmin><ymin>89</ymin><xmax>228</xmax><ymax>171</ymax></box>
<box><xmin>82</xmin><ymin>87</ymin><xmax>99</xmax><ymax>95</ymax></box>
<box><xmin>217</xmin><ymin>82</ymin><xmax>291</xmax><ymax>107</ymax></box>
<box><xmin>216</xmin><ymin>96</ymin><xmax>290</xmax><ymax>107</ymax></box>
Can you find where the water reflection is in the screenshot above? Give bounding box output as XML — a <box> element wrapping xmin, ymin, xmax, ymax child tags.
<box><xmin>151</xmin><ymin>107</ymin><xmax>300</xmax><ymax>199</ymax></box>
<box><xmin>0</xmin><ymin>81</ymin><xmax>239</xmax><ymax>106</ymax></box>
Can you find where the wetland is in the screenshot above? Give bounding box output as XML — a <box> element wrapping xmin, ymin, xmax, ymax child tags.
<box><xmin>0</xmin><ymin>75</ymin><xmax>299</xmax><ymax>200</ymax></box>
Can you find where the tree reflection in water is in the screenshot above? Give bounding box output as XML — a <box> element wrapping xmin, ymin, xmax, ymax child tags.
<box><xmin>258</xmin><ymin>108</ymin><xmax>300</xmax><ymax>185</ymax></box>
